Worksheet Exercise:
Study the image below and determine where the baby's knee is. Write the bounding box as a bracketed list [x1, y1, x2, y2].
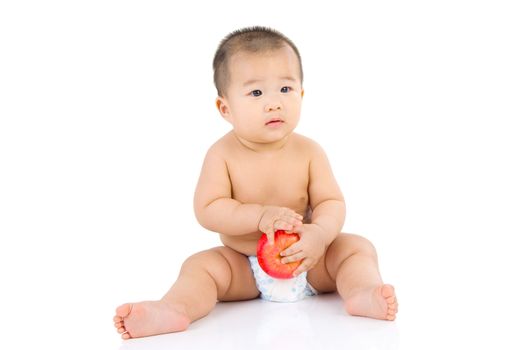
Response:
[177, 248, 234, 298]
[338, 233, 378, 257]
[182, 247, 230, 271]
[181, 247, 234, 287]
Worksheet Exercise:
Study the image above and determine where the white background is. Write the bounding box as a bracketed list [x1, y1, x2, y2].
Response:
[1, 1, 527, 349]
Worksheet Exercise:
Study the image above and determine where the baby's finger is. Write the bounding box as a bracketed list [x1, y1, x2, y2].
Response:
[281, 251, 305, 264]
[265, 228, 275, 245]
[280, 218, 302, 234]
[283, 215, 303, 228]
[293, 258, 313, 277]
[291, 222, 303, 233]
[278, 208, 301, 219]
[282, 210, 303, 222]
[273, 219, 295, 232]
[280, 242, 302, 257]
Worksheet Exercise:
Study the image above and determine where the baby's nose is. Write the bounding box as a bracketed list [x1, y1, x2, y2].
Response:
[265, 101, 282, 112]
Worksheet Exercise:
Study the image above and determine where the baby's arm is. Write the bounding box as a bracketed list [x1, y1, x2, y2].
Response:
[307, 142, 346, 247]
[194, 147, 260, 236]
[278, 141, 345, 276]
[194, 147, 302, 239]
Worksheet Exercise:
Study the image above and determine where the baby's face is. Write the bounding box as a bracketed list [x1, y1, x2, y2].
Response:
[216, 46, 303, 146]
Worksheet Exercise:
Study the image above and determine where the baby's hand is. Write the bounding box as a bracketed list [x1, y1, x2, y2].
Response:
[279, 224, 326, 276]
[258, 206, 303, 245]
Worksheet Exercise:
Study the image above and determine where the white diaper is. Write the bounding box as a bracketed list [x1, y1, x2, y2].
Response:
[248, 255, 318, 303]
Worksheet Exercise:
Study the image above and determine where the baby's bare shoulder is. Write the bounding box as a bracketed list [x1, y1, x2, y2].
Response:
[206, 131, 237, 159]
[290, 133, 325, 155]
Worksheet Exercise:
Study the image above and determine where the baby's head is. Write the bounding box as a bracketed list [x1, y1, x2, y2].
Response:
[213, 26, 303, 98]
[213, 27, 305, 147]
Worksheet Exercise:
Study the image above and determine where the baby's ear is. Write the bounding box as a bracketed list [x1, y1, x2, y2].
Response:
[301, 89, 305, 98]
[216, 96, 230, 118]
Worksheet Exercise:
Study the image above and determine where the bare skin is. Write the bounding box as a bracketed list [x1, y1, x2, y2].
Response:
[113, 45, 398, 339]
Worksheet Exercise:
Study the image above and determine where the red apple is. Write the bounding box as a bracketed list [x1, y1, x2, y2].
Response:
[257, 230, 301, 279]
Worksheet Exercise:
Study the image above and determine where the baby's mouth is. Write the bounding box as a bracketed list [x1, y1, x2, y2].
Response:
[265, 119, 284, 126]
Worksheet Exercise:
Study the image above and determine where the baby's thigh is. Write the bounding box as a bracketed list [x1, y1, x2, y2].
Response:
[306, 254, 337, 294]
[207, 246, 260, 302]
[307, 233, 373, 292]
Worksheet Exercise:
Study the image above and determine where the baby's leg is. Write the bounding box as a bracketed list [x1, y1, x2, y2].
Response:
[308, 233, 398, 320]
[113, 246, 259, 339]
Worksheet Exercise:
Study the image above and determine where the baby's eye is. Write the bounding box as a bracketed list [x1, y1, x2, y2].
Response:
[280, 86, 291, 93]
[250, 90, 262, 97]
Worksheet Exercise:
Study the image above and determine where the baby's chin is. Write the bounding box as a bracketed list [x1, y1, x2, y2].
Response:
[255, 134, 294, 147]
[235, 130, 294, 147]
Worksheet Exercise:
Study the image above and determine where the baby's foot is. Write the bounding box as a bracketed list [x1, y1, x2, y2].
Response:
[345, 284, 398, 321]
[113, 300, 191, 339]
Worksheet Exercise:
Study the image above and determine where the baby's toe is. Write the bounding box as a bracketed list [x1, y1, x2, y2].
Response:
[381, 284, 395, 297]
[115, 303, 132, 318]
[121, 332, 131, 340]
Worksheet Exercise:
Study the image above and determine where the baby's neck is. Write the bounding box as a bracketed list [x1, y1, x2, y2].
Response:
[233, 133, 291, 153]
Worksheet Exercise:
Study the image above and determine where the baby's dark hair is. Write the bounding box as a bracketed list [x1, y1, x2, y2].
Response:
[213, 26, 303, 97]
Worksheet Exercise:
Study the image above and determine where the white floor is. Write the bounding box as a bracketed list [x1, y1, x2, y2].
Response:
[106, 272, 528, 350]
[116, 293, 399, 350]
[2, 2, 528, 350]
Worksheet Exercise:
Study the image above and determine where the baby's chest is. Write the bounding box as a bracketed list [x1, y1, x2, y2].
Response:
[228, 158, 310, 205]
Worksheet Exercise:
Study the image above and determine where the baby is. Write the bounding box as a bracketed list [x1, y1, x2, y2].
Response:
[113, 26, 398, 339]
